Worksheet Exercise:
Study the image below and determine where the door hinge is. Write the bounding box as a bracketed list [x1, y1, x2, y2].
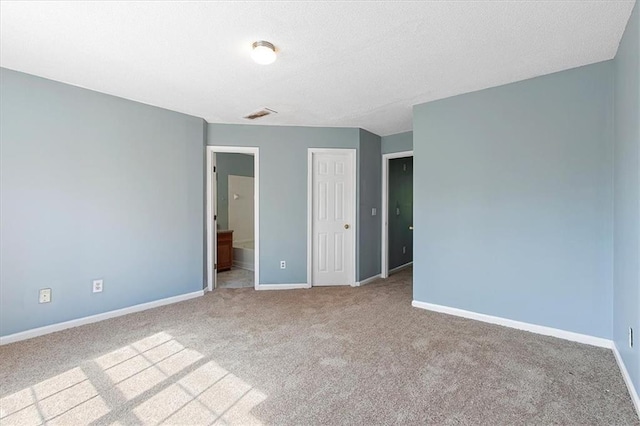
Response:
[214, 263, 217, 270]
[213, 166, 216, 173]
[214, 215, 217, 221]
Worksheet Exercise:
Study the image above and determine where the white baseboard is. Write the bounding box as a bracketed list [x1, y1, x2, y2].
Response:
[411, 300, 612, 349]
[389, 261, 413, 275]
[613, 344, 640, 417]
[256, 283, 308, 291]
[355, 274, 381, 287]
[0, 290, 205, 345]
[232, 260, 254, 271]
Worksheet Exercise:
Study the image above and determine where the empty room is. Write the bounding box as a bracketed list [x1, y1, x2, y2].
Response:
[1, 1, 639, 424]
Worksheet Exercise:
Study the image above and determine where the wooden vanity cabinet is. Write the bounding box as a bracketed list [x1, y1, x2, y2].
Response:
[217, 230, 233, 271]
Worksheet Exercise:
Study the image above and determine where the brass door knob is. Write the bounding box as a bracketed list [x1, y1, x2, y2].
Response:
[344, 224, 350, 229]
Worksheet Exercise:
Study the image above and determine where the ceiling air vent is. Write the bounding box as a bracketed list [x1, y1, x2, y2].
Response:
[244, 108, 277, 120]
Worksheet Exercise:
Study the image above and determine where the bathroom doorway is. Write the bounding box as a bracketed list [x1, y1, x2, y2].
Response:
[206, 146, 259, 291]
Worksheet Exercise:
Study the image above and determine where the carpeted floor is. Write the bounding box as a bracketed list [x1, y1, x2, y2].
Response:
[1, 268, 638, 425]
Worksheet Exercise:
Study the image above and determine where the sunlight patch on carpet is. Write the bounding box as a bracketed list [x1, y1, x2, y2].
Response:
[0, 332, 266, 425]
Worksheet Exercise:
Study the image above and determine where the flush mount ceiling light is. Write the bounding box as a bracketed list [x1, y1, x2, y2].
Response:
[251, 40, 277, 65]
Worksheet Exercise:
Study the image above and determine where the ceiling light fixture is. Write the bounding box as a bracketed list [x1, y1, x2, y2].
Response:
[251, 40, 277, 65]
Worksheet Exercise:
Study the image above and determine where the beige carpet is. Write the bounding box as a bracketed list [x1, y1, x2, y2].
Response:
[1, 268, 638, 425]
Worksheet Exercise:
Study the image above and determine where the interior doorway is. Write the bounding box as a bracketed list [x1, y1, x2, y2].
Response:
[206, 146, 260, 291]
[381, 151, 414, 278]
[307, 148, 357, 286]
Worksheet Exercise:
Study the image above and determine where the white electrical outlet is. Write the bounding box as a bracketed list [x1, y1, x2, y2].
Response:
[403, 246, 406, 254]
[93, 279, 104, 293]
[372, 208, 377, 216]
[280, 261, 286, 269]
[39, 288, 51, 304]
[396, 207, 400, 216]
[630, 327, 634, 348]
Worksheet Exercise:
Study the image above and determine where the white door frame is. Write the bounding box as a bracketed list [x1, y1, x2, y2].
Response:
[307, 148, 357, 287]
[381, 150, 413, 279]
[206, 146, 260, 291]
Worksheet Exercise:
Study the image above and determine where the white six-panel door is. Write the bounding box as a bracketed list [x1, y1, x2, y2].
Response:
[310, 149, 355, 286]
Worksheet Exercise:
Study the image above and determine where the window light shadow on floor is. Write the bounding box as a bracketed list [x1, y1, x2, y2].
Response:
[0, 332, 267, 425]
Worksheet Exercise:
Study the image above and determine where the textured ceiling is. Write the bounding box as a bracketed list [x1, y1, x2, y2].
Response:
[0, 1, 635, 136]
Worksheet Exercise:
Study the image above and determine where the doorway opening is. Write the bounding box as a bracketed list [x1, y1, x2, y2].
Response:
[307, 148, 357, 287]
[381, 151, 413, 279]
[206, 146, 259, 291]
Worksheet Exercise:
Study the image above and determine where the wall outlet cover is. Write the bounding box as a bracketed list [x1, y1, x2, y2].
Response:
[93, 279, 104, 293]
[39, 288, 51, 304]
[280, 261, 286, 269]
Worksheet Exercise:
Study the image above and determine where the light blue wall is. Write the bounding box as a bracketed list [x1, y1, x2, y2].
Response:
[388, 157, 413, 270]
[382, 131, 413, 154]
[358, 129, 382, 281]
[413, 62, 614, 338]
[613, 1, 640, 393]
[0, 68, 205, 337]
[216, 153, 254, 230]
[207, 124, 361, 284]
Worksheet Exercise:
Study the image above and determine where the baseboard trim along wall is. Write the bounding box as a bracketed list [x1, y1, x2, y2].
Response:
[389, 262, 413, 275]
[411, 300, 612, 348]
[256, 283, 308, 291]
[613, 344, 640, 416]
[355, 274, 381, 287]
[0, 290, 205, 346]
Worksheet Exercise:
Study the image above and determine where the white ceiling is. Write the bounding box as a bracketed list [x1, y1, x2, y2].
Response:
[0, 1, 635, 136]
